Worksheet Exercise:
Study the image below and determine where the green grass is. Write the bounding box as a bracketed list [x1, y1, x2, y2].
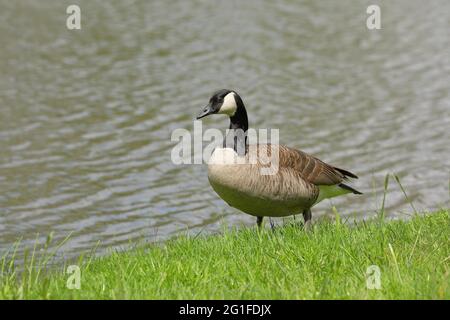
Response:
[1, 209, 449, 299]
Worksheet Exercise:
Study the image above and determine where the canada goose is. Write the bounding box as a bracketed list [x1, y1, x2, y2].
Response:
[196, 89, 362, 228]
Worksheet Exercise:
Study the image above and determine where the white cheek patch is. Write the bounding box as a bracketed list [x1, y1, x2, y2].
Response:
[218, 92, 237, 116]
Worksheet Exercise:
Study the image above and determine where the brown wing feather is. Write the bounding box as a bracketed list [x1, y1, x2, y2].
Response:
[277, 145, 355, 186]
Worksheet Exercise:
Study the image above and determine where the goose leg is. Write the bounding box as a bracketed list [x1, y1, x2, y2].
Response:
[269, 217, 275, 231]
[256, 216, 264, 228]
[302, 209, 312, 230]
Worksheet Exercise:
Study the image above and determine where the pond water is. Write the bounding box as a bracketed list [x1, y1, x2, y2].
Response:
[0, 0, 449, 261]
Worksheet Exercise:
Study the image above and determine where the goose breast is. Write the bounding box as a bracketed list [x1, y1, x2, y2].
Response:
[207, 145, 319, 217]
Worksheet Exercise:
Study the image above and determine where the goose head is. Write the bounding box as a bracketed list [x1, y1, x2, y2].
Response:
[196, 89, 248, 133]
[196, 89, 239, 119]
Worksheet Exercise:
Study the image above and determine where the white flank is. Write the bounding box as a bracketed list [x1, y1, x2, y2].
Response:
[314, 185, 351, 205]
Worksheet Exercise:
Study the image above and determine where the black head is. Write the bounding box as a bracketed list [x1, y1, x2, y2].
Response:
[196, 89, 238, 119]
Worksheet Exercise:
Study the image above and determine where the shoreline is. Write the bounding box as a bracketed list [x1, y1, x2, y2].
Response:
[1, 209, 448, 299]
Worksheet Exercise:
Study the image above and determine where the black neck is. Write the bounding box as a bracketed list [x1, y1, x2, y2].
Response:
[223, 95, 248, 155]
[229, 94, 248, 132]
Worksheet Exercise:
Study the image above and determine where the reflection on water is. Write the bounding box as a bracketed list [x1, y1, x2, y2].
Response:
[0, 0, 449, 261]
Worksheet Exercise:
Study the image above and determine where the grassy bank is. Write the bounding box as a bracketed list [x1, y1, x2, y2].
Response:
[1, 210, 449, 299]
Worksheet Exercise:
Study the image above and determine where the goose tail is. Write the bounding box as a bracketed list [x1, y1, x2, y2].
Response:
[338, 183, 363, 195]
[334, 167, 359, 179]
